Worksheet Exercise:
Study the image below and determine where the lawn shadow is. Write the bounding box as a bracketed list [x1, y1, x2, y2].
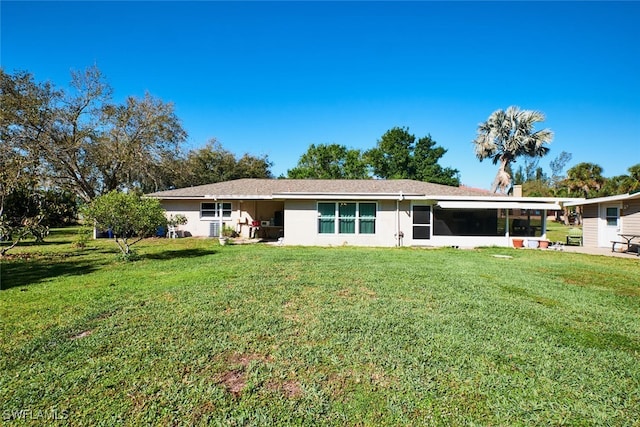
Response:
[143, 248, 218, 261]
[4, 240, 74, 247]
[1, 255, 102, 290]
[1, 247, 218, 290]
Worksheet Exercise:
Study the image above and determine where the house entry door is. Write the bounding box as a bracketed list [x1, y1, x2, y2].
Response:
[600, 205, 620, 247]
[412, 205, 431, 240]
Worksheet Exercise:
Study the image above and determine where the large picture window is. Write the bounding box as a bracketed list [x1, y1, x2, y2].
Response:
[201, 202, 231, 218]
[318, 202, 376, 235]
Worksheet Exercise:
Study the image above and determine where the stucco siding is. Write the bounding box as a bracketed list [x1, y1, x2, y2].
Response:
[283, 200, 399, 247]
[161, 200, 241, 237]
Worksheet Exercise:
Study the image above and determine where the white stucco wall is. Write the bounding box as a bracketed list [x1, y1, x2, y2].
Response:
[282, 200, 400, 247]
[161, 200, 244, 237]
[160, 199, 285, 238]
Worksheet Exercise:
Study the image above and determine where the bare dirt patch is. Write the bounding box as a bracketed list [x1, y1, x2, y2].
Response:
[213, 352, 274, 397]
[217, 370, 246, 396]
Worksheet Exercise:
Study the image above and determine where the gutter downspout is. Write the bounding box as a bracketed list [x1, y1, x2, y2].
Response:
[396, 192, 404, 247]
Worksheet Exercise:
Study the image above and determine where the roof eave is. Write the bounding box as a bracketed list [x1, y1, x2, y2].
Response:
[564, 192, 640, 207]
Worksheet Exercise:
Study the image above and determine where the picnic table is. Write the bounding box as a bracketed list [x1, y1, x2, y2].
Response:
[612, 234, 640, 256]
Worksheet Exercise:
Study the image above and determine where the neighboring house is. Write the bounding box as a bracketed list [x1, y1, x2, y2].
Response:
[564, 191, 640, 248]
[146, 178, 574, 248]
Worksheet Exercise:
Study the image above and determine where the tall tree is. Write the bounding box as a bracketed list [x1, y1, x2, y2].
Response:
[599, 163, 640, 196]
[287, 143, 369, 179]
[169, 140, 273, 189]
[600, 175, 631, 196]
[1, 66, 187, 202]
[563, 162, 605, 198]
[621, 163, 640, 193]
[412, 134, 461, 186]
[523, 158, 541, 182]
[549, 151, 572, 187]
[98, 92, 187, 194]
[365, 127, 459, 186]
[0, 70, 50, 254]
[562, 162, 606, 225]
[473, 106, 553, 193]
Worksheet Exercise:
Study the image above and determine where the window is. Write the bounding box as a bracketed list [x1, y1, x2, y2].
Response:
[318, 202, 376, 235]
[201, 202, 231, 218]
[339, 203, 356, 234]
[318, 203, 335, 234]
[605, 207, 619, 226]
[359, 203, 376, 234]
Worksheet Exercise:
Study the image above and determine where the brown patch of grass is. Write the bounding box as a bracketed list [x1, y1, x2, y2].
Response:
[281, 380, 303, 398]
[217, 370, 246, 396]
[212, 352, 274, 397]
[266, 379, 304, 398]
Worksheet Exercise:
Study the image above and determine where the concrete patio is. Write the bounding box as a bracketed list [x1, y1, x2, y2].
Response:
[549, 244, 640, 259]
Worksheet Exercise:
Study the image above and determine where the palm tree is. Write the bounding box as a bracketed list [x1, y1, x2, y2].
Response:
[473, 106, 553, 193]
[562, 162, 605, 224]
[564, 162, 605, 198]
[624, 163, 640, 193]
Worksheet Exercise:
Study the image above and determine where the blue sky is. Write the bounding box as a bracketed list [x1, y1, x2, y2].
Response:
[2, 1, 639, 189]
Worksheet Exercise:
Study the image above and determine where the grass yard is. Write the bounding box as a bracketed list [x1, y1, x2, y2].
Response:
[545, 221, 578, 244]
[1, 228, 639, 425]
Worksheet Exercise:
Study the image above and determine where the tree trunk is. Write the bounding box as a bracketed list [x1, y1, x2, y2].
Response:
[491, 157, 512, 194]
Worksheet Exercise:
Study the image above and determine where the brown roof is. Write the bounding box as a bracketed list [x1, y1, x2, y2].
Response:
[147, 178, 495, 199]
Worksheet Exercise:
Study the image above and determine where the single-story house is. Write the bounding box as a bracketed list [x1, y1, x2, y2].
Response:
[147, 178, 576, 248]
[564, 191, 640, 249]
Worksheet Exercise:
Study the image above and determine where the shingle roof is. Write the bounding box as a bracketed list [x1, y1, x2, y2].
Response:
[146, 178, 495, 199]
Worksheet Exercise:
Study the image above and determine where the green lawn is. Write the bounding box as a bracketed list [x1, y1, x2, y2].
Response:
[545, 221, 579, 243]
[1, 229, 639, 425]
